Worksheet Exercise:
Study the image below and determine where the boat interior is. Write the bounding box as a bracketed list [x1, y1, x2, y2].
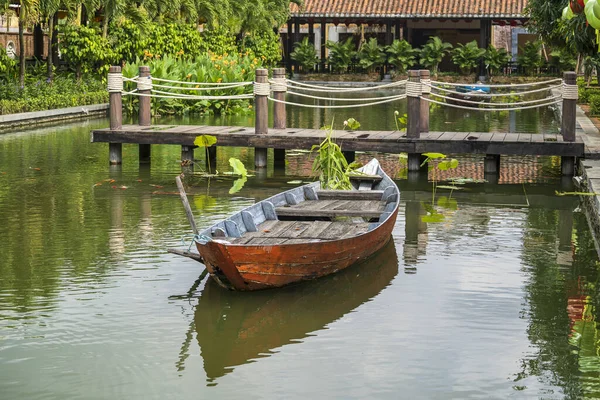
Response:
[199, 160, 399, 246]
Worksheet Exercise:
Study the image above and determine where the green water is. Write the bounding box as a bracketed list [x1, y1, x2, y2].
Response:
[0, 105, 598, 399]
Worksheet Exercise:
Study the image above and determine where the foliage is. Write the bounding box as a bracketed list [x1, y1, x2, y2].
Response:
[194, 134, 218, 172]
[394, 110, 407, 132]
[0, 47, 16, 80]
[229, 157, 248, 177]
[451, 40, 485, 75]
[550, 48, 577, 72]
[344, 118, 360, 130]
[290, 37, 319, 72]
[357, 38, 386, 73]
[312, 121, 353, 190]
[58, 24, 115, 79]
[199, 26, 239, 56]
[578, 87, 600, 104]
[420, 37, 453, 76]
[588, 94, 600, 115]
[483, 45, 511, 78]
[517, 41, 544, 76]
[583, 55, 600, 85]
[240, 29, 282, 66]
[326, 38, 357, 73]
[122, 53, 260, 116]
[525, 0, 565, 48]
[419, 152, 459, 223]
[386, 40, 418, 74]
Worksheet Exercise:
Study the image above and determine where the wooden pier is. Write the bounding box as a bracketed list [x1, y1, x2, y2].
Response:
[94, 68, 584, 176]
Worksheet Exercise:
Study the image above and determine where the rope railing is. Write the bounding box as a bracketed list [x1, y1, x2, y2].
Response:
[429, 92, 563, 107]
[280, 79, 408, 93]
[428, 78, 562, 88]
[425, 82, 563, 98]
[421, 95, 562, 112]
[268, 94, 408, 109]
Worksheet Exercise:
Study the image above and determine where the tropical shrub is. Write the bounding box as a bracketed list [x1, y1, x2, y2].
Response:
[517, 41, 544, 75]
[122, 54, 261, 116]
[326, 38, 357, 73]
[199, 26, 239, 56]
[357, 38, 386, 73]
[59, 25, 115, 80]
[483, 45, 511, 79]
[579, 87, 600, 103]
[589, 94, 600, 115]
[451, 40, 485, 75]
[386, 40, 418, 74]
[241, 30, 281, 66]
[0, 47, 16, 81]
[420, 36, 453, 75]
[549, 48, 577, 72]
[290, 37, 319, 72]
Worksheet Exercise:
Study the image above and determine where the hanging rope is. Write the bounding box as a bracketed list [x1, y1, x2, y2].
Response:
[406, 81, 421, 97]
[287, 90, 411, 102]
[428, 78, 562, 88]
[107, 72, 123, 93]
[148, 81, 252, 91]
[268, 94, 407, 109]
[150, 76, 254, 86]
[429, 92, 563, 107]
[420, 95, 561, 112]
[562, 82, 579, 100]
[271, 78, 287, 92]
[253, 82, 271, 96]
[125, 91, 253, 100]
[282, 79, 408, 93]
[425, 82, 563, 98]
[137, 76, 153, 91]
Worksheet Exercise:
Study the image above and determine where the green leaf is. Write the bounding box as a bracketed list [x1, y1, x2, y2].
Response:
[194, 134, 217, 148]
[228, 157, 247, 177]
[421, 213, 446, 223]
[437, 196, 458, 210]
[449, 159, 459, 169]
[287, 180, 303, 184]
[422, 152, 446, 159]
[229, 176, 247, 194]
[345, 117, 361, 130]
[437, 185, 463, 190]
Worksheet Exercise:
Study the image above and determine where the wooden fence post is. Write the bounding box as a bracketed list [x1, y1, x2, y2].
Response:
[272, 68, 286, 167]
[561, 71, 577, 176]
[108, 65, 122, 165]
[407, 70, 421, 172]
[254, 68, 269, 168]
[419, 69, 430, 134]
[138, 65, 151, 164]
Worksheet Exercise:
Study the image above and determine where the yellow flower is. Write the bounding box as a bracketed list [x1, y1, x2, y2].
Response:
[186, 73, 192, 79]
[217, 78, 223, 83]
[241, 69, 246, 74]
[248, 105, 252, 109]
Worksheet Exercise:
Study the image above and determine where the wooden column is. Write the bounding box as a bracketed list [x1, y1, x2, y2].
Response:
[308, 22, 314, 44]
[385, 22, 393, 46]
[108, 66, 122, 165]
[138, 66, 151, 164]
[407, 70, 421, 171]
[287, 21, 293, 73]
[294, 20, 300, 73]
[254, 69, 269, 168]
[395, 22, 401, 40]
[484, 154, 500, 175]
[321, 20, 327, 65]
[562, 71, 577, 176]
[419, 69, 430, 133]
[181, 145, 194, 164]
[479, 19, 492, 78]
[273, 68, 287, 168]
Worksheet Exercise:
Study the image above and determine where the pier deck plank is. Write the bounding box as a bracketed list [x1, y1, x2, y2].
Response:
[91, 126, 586, 157]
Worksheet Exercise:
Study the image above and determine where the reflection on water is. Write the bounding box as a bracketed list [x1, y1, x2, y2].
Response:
[191, 240, 399, 383]
[1, 117, 599, 398]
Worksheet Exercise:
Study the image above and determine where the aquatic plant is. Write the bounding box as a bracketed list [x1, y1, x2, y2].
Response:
[419, 153, 459, 223]
[394, 111, 407, 132]
[312, 119, 358, 190]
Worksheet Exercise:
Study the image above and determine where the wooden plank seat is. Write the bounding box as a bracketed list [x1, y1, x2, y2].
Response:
[230, 220, 370, 245]
[275, 199, 385, 219]
[316, 190, 384, 200]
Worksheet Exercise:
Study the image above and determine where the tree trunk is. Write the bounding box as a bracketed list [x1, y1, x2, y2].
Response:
[51, 13, 59, 67]
[76, 63, 82, 81]
[76, 5, 82, 26]
[47, 15, 54, 82]
[102, 13, 109, 39]
[18, 17, 25, 88]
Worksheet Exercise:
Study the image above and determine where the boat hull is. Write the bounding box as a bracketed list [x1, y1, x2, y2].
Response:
[196, 207, 398, 291]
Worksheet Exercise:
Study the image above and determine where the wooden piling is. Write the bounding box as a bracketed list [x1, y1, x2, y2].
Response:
[407, 70, 421, 172]
[182, 145, 194, 164]
[138, 66, 151, 164]
[484, 154, 500, 174]
[254, 68, 269, 168]
[561, 71, 577, 175]
[419, 70, 430, 134]
[272, 68, 286, 167]
[108, 66, 122, 165]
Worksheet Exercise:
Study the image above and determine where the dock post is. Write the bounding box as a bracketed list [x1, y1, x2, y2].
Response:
[419, 70, 430, 134]
[561, 71, 577, 176]
[138, 66, 152, 164]
[108, 66, 123, 165]
[484, 154, 501, 183]
[272, 68, 287, 168]
[406, 70, 421, 172]
[254, 68, 269, 168]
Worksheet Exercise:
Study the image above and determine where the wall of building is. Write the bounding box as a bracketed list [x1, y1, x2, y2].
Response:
[0, 33, 48, 58]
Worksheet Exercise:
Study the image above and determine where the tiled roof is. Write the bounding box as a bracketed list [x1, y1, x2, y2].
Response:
[290, 0, 528, 19]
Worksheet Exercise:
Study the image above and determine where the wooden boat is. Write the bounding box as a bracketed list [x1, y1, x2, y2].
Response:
[449, 83, 492, 104]
[171, 159, 399, 291]
[192, 239, 399, 380]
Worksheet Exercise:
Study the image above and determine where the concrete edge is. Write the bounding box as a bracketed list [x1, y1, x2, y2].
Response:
[577, 158, 600, 257]
[0, 103, 109, 131]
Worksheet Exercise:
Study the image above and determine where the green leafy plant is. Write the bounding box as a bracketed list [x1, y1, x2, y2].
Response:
[517, 41, 544, 76]
[419, 152, 459, 223]
[549, 48, 577, 73]
[241, 30, 282, 67]
[290, 37, 319, 72]
[59, 25, 115, 80]
[451, 40, 485, 75]
[344, 118, 361, 130]
[194, 134, 218, 172]
[394, 110, 407, 132]
[483, 45, 511, 80]
[228, 157, 249, 194]
[357, 38, 386, 73]
[326, 38, 357, 73]
[312, 120, 354, 190]
[386, 40, 418, 74]
[420, 37, 453, 76]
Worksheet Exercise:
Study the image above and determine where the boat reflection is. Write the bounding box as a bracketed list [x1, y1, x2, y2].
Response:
[193, 239, 399, 382]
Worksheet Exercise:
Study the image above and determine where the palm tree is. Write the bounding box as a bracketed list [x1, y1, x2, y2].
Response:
[16, 0, 40, 87]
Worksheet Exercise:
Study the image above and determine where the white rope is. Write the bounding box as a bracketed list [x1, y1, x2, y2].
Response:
[429, 78, 562, 88]
[150, 76, 254, 86]
[254, 82, 271, 96]
[287, 90, 411, 102]
[107, 72, 123, 93]
[562, 83, 579, 100]
[271, 78, 287, 92]
[427, 82, 563, 97]
[137, 76, 153, 91]
[125, 91, 253, 100]
[267, 94, 407, 109]
[421, 95, 561, 112]
[121, 89, 138, 97]
[430, 92, 563, 107]
[284, 79, 408, 93]
[148, 81, 252, 91]
[421, 78, 431, 95]
[406, 80, 421, 97]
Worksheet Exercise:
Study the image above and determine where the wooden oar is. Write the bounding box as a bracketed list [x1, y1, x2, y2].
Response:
[171, 174, 205, 265]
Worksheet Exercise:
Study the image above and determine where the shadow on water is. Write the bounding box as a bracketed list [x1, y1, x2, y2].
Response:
[190, 239, 399, 384]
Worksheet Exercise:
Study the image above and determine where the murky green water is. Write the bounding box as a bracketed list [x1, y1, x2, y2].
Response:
[0, 107, 598, 399]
